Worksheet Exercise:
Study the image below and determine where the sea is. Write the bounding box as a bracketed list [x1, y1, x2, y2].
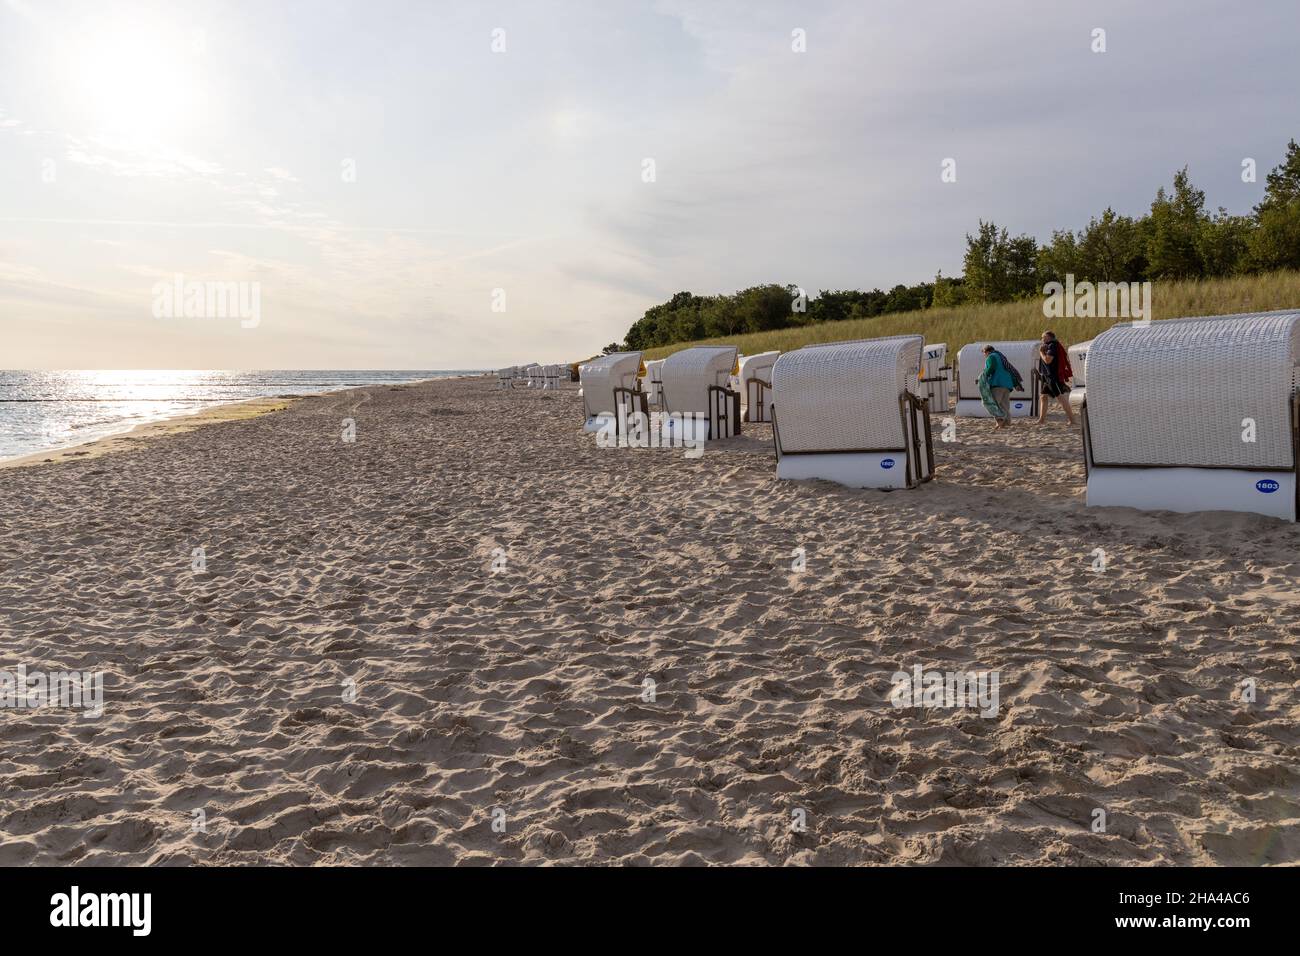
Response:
[0, 370, 478, 461]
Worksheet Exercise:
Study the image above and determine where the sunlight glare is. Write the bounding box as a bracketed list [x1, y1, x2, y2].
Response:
[63, 12, 208, 141]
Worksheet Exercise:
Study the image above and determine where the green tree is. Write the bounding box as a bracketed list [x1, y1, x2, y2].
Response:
[1036, 229, 1081, 285]
[733, 284, 795, 334]
[1246, 138, 1300, 271]
[962, 221, 1039, 302]
[1198, 209, 1254, 277]
[1076, 208, 1148, 280]
[882, 282, 933, 313]
[808, 289, 870, 324]
[932, 271, 966, 308]
[1257, 138, 1300, 212]
[1145, 167, 1208, 279]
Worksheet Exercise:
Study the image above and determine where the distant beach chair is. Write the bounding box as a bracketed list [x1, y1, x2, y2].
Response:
[659, 346, 741, 442]
[770, 335, 935, 489]
[954, 340, 1040, 418]
[639, 358, 665, 406]
[737, 351, 779, 423]
[579, 351, 645, 433]
[1067, 338, 1092, 415]
[919, 342, 951, 413]
[497, 366, 516, 389]
[1082, 311, 1300, 521]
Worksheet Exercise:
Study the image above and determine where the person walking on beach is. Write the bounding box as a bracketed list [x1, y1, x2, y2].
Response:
[977, 344, 1016, 428]
[1035, 330, 1075, 425]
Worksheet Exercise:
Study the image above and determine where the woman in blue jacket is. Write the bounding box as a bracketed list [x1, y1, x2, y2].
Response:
[977, 345, 1014, 428]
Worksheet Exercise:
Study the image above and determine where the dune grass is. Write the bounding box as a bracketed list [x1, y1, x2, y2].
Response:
[640, 271, 1300, 360]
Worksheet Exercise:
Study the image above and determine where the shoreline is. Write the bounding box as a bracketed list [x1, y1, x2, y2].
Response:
[0, 373, 478, 470]
[0, 395, 299, 469]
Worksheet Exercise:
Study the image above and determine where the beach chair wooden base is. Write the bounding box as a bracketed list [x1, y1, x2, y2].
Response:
[743, 377, 771, 423]
[612, 387, 649, 442]
[707, 385, 741, 439]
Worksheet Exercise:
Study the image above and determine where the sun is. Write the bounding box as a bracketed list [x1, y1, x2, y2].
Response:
[62, 12, 207, 142]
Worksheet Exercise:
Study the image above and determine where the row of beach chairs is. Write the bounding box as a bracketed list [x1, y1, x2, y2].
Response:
[496, 363, 571, 390]
[573, 310, 1300, 521]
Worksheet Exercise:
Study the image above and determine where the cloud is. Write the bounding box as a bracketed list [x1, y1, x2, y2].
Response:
[2, 0, 1297, 367]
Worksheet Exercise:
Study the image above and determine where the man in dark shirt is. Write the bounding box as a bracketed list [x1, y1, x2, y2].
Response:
[1036, 330, 1076, 425]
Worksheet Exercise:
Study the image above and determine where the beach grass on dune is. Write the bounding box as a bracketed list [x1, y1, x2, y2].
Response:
[640, 270, 1300, 360]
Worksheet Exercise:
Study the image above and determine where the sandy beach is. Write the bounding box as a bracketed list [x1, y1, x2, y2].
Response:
[0, 376, 1296, 866]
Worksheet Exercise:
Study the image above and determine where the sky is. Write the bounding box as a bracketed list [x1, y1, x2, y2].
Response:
[1, 0, 1298, 369]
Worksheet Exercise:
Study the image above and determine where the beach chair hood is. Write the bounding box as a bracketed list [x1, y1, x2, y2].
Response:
[580, 351, 642, 419]
[1087, 312, 1300, 470]
[772, 336, 923, 454]
[659, 346, 738, 416]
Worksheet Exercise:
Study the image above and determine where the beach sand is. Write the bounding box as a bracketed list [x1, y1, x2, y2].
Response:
[0, 376, 1296, 865]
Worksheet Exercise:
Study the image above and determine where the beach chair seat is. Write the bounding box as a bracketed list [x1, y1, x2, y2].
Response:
[1067, 338, 1092, 415]
[918, 343, 951, 413]
[640, 359, 666, 406]
[770, 335, 934, 489]
[737, 351, 779, 422]
[1082, 311, 1300, 520]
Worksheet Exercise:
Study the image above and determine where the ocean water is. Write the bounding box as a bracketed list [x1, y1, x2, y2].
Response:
[0, 370, 475, 461]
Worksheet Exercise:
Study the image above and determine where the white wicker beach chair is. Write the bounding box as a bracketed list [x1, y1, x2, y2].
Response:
[770, 335, 934, 489]
[737, 351, 779, 423]
[1082, 311, 1300, 520]
[579, 352, 644, 432]
[496, 366, 516, 389]
[919, 342, 950, 413]
[659, 346, 741, 442]
[728, 355, 743, 395]
[640, 358, 666, 406]
[1067, 338, 1092, 415]
[954, 340, 1040, 418]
